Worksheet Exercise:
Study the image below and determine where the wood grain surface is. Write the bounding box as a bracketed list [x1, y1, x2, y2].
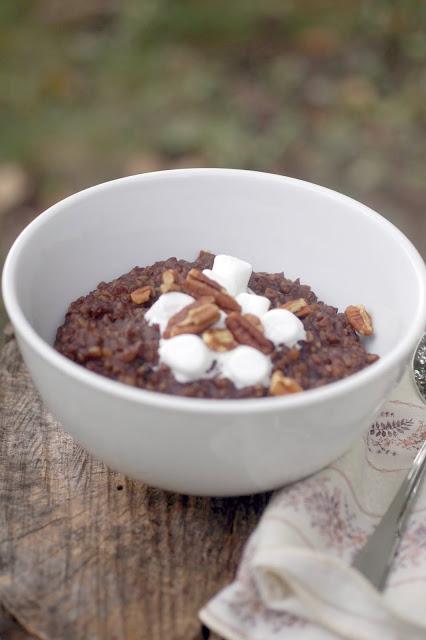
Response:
[0, 336, 269, 640]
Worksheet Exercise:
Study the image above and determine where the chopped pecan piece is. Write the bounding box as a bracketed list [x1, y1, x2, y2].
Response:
[202, 328, 237, 352]
[345, 305, 373, 336]
[281, 298, 311, 317]
[86, 345, 102, 359]
[269, 371, 303, 396]
[183, 269, 241, 313]
[366, 353, 379, 364]
[130, 286, 153, 304]
[163, 296, 220, 338]
[226, 312, 274, 355]
[160, 269, 181, 293]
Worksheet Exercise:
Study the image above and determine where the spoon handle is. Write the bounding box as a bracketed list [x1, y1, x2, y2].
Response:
[352, 438, 426, 590]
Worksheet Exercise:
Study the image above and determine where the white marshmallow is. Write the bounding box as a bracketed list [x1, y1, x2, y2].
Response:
[202, 269, 237, 295]
[261, 308, 306, 347]
[145, 292, 194, 333]
[159, 335, 214, 383]
[220, 346, 271, 389]
[212, 254, 252, 297]
[236, 292, 270, 317]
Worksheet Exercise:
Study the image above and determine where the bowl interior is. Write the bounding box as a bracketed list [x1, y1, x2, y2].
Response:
[6, 170, 424, 359]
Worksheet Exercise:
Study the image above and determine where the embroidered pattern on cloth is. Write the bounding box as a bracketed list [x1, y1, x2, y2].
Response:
[200, 376, 426, 640]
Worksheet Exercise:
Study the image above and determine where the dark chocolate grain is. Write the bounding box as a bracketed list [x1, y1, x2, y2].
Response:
[55, 251, 377, 398]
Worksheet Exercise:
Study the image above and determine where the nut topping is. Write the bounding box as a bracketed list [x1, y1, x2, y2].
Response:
[130, 286, 153, 304]
[160, 269, 181, 293]
[226, 312, 274, 355]
[163, 296, 220, 338]
[366, 353, 379, 363]
[183, 269, 241, 313]
[243, 313, 264, 332]
[202, 328, 237, 352]
[86, 345, 102, 359]
[281, 298, 311, 317]
[269, 371, 303, 396]
[345, 305, 373, 336]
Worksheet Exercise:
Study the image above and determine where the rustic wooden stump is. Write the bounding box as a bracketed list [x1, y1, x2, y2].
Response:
[0, 337, 269, 639]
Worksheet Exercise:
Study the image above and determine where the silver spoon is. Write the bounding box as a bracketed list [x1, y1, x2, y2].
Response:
[352, 335, 426, 590]
[413, 333, 426, 402]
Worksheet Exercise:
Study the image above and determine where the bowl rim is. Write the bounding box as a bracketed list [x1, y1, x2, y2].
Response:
[2, 168, 426, 415]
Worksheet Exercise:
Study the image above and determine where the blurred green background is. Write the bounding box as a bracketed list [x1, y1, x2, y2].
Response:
[1, 0, 425, 335]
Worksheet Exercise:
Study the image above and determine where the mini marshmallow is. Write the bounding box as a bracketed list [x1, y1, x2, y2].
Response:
[202, 269, 237, 295]
[236, 292, 271, 317]
[145, 292, 194, 333]
[220, 346, 271, 389]
[261, 308, 306, 347]
[159, 335, 214, 383]
[212, 254, 252, 297]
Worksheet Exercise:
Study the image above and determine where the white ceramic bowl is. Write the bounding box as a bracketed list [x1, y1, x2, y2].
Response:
[2, 169, 426, 495]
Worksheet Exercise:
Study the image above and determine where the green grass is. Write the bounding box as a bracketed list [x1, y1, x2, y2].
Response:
[0, 1, 425, 336]
[1, 1, 425, 193]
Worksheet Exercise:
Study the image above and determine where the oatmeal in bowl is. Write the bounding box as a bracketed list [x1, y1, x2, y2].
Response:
[55, 250, 378, 399]
[3, 169, 425, 494]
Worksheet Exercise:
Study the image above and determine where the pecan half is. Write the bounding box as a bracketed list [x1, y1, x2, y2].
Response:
[345, 305, 373, 336]
[183, 269, 241, 313]
[160, 269, 181, 293]
[226, 312, 274, 354]
[163, 296, 220, 338]
[269, 371, 303, 396]
[244, 313, 264, 332]
[202, 328, 237, 352]
[280, 298, 311, 317]
[130, 286, 153, 304]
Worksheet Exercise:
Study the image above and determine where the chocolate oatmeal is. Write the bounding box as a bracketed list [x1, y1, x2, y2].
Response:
[55, 251, 378, 399]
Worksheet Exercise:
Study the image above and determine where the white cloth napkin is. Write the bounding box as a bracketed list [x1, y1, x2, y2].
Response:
[200, 371, 426, 640]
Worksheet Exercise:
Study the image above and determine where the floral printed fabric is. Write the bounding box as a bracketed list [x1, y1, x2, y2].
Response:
[200, 372, 426, 640]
